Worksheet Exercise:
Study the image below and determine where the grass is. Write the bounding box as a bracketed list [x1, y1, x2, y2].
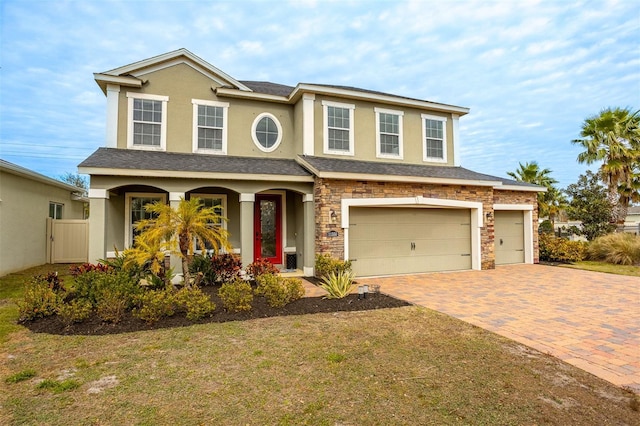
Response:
[560, 260, 640, 277]
[1, 264, 639, 425]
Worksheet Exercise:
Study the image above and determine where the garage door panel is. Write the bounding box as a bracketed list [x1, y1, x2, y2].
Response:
[495, 211, 525, 265]
[349, 207, 472, 276]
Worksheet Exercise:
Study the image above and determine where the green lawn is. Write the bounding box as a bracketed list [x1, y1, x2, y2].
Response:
[559, 260, 640, 277]
[1, 264, 638, 425]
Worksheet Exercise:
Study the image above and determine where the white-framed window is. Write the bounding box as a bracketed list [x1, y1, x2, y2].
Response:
[422, 114, 448, 163]
[251, 113, 283, 153]
[323, 100, 355, 156]
[192, 99, 229, 154]
[191, 194, 227, 253]
[125, 193, 167, 247]
[49, 202, 63, 219]
[375, 107, 404, 159]
[126, 93, 168, 150]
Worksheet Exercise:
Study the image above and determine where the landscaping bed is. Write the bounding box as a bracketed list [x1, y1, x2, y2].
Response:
[23, 286, 410, 336]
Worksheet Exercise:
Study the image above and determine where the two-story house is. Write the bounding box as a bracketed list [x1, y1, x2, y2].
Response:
[79, 48, 541, 277]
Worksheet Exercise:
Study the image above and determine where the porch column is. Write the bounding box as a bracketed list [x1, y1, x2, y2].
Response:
[303, 193, 315, 276]
[169, 192, 185, 274]
[88, 189, 108, 263]
[239, 193, 255, 268]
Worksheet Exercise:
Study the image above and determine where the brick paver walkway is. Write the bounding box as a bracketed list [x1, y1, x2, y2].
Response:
[353, 264, 640, 392]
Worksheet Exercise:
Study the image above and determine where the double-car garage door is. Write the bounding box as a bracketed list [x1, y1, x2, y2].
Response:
[348, 207, 472, 277]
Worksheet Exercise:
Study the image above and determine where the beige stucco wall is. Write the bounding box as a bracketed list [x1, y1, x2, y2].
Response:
[0, 171, 85, 276]
[312, 94, 454, 166]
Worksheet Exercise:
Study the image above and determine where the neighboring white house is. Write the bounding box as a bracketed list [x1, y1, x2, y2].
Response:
[623, 206, 640, 235]
[0, 159, 87, 276]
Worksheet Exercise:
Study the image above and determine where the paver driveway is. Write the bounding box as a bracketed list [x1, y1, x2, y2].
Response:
[357, 264, 640, 392]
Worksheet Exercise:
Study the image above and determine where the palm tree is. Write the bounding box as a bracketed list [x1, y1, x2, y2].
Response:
[572, 107, 640, 224]
[133, 197, 230, 286]
[507, 161, 559, 220]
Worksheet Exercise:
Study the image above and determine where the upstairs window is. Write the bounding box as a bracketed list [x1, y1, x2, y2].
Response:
[375, 108, 403, 159]
[323, 101, 355, 155]
[127, 93, 168, 150]
[252, 113, 282, 152]
[192, 100, 229, 154]
[422, 114, 447, 163]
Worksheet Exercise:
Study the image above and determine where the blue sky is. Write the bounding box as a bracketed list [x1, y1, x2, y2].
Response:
[1, 0, 638, 189]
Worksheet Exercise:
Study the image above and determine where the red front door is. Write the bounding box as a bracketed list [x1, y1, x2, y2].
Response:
[254, 194, 282, 265]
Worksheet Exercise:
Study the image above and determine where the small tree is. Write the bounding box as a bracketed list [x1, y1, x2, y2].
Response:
[565, 171, 615, 240]
[133, 197, 230, 286]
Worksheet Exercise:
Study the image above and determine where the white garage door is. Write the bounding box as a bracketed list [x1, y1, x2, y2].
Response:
[348, 207, 472, 277]
[495, 210, 525, 265]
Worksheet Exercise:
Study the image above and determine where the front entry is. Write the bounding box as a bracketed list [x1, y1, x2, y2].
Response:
[254, 194, 282, 264]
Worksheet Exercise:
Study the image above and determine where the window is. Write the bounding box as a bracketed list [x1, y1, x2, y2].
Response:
[323, 101, 355, 155]
[251, 113, 282, 152]
[49, 202, 63, 219]
[127, 93, 168, 150]
[125, 193, 166, 247]
[192, 100, 229, 154]
[375, 108, 404, 159]
[422, 114, 448, 162]
[191, 194, 227, 253]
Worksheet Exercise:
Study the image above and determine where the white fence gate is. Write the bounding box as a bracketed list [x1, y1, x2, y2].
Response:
[46, 218, 89, 264]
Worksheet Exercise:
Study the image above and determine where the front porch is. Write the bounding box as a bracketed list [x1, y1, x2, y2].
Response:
[87, 176, 315, 276]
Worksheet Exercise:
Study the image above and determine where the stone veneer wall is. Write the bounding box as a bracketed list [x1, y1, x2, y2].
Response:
[314, 179, 541, 271]
[314, 178, 497, 269]
[493, 189, 540, 263]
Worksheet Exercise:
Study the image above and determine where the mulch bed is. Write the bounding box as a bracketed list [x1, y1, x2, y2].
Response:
[23, 286, 410, 336]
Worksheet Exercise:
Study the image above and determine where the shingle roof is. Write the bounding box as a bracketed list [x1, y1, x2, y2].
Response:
[240, 81, 295, 97]
[297, 155, 540, 188]
[79, 148, 312, 177]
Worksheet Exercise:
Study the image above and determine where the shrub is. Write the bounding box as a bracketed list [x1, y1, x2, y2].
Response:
[96, 289, 128, 323]
[174, 286, 217, 321]
[245, 258, 279, 279]
[57, 299, 93, 326]
[315, 254, 352, 279]
[17, 278, 63, 322]
[132, 289, 176, 324]
[539, 234, 587, 263]
[255, 274, 305, 308]
[218, 280, 254, 312]
[69, 263, 112, 278]
[72, 270, 140, 307]
[190, 253, 243, 285]
[319, 270, 355, 299]
[538, 220, 554, 234]
[588, 233, 640, 265]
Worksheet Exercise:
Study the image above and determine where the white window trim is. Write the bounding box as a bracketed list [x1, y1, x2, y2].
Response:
[251, 112, 283, 153]
[126, 92, 169, 151]
[322, 100, 355, 156]
[49, 202, 63, 219]
[375, 107, 404, 160]
[192, 99, 229, 155]
[125, 192, 167, 248]
[421, 113, 448, 163]
[191, 193, 228, 254]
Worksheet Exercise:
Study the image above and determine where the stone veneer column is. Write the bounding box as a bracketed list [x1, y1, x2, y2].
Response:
[88, 189, 108, 263]
[239, 193, 255, 268]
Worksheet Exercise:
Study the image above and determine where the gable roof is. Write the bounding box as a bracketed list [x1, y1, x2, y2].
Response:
[296, 155, 543, 191]
[78, 148, 313, 182]
[94, 48, 251, 94]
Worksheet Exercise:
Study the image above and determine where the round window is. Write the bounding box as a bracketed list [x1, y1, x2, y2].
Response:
[252, 113, 282, 152]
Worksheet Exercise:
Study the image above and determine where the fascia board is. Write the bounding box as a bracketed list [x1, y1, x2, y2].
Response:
[77, 167, 314, 183]
[1, 161, 84, 193]
[289, 84, 470, 115]
[495, 184, 546, 192]
[93, 73, 142, 94]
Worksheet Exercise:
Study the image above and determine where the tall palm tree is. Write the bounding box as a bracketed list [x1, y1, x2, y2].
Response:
[507, 161, 559, 219]
[133, 197, 230, 286]
[572, 107, 640, 224]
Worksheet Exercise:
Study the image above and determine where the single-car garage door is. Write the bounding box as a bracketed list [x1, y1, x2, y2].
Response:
[494, 210, 525, 265]
[348, 207, 471, 277]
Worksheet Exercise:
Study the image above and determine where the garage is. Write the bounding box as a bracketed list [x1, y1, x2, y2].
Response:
[348, 207, 472, 277]
[494, 210, 525, 265]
